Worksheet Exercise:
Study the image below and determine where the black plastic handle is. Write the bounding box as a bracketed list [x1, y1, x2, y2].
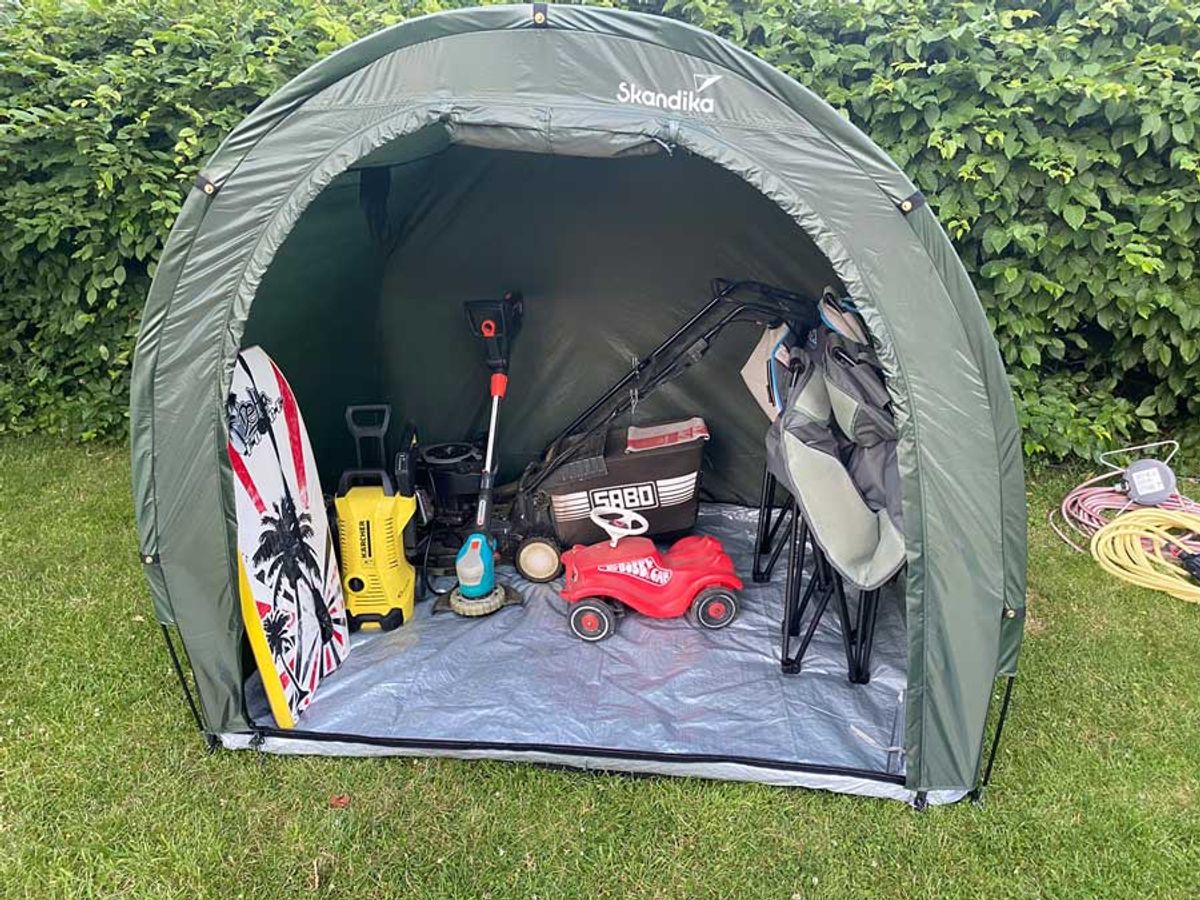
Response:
[345, 405, 391, 439]
[345, 405, 391, 469]
[337, 468, 395, 497]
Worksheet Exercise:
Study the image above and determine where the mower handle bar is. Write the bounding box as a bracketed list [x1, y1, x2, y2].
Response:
[520, 279, 818, 494]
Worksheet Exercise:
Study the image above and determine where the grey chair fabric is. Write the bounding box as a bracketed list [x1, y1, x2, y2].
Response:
[821, 332, 902, 530]
[762, 328, 905, 591]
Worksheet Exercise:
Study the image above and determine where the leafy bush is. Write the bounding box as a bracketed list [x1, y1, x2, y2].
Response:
[658, 0, 1200, 457]
[3, 0, 1198, 458]
[0, 0, 443, 438]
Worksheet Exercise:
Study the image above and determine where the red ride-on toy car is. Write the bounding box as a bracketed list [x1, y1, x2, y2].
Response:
[559, 507, 744, 641]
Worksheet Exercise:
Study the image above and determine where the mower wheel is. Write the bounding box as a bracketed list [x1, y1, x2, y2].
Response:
[691, 588, 738, 629]
[515, 535, 563, 583]
[569, 599, 617, 642]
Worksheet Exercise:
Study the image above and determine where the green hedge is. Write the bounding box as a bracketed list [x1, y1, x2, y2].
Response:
[3, 0, 1199, 457]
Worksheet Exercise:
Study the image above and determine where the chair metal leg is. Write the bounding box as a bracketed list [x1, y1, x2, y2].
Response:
[842, 585, 880, 685]
[781, 518, 836, 674]
[781, 531, 883, 685]
[752, 468, 793, 584]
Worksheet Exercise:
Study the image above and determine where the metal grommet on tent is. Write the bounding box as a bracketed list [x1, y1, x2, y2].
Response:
[194, 173, 219, 197]
[532, 3, 548, 27]
[897, 191, 925, 215]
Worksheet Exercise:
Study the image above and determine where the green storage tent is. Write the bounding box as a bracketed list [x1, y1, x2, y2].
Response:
[131, 4, 1026, 804]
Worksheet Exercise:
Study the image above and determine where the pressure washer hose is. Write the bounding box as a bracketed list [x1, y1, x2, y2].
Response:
[1090, 509, 1200, 604]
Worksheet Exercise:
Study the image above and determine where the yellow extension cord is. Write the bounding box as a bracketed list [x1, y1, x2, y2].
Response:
[1090, 508, 1200, 604]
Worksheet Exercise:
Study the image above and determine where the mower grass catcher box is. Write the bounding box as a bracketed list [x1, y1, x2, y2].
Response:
[547, 417, 709, 546]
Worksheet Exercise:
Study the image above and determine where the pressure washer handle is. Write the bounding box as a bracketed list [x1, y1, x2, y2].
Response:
[344, 405, 391, 469]
[336, 468, 396, 497]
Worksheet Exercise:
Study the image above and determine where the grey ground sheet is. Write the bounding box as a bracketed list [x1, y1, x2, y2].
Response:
[248, 505, 908, 776]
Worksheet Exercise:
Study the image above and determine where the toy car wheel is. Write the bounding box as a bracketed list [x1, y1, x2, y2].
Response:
[691, 588, 738, 629]
[569, 600, 617, 642]
[515, 535, 563, 583]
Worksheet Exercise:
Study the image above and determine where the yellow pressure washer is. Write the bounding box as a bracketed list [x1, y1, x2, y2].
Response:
[335, 406, 417, 631]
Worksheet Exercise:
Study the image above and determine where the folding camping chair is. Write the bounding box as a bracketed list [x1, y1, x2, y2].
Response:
[753, 328, 905, 683]
[752, 470, 881, 683]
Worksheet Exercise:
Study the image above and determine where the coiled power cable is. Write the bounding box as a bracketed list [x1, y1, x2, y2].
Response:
[1090, 509, 1200, 604]
[1050, 441, 1200, 602]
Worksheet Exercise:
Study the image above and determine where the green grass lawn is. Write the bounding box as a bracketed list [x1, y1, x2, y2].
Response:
[1, 436, 1197, 898]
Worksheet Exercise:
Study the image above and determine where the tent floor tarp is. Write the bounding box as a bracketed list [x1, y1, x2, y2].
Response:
[236, 505, 958, 804]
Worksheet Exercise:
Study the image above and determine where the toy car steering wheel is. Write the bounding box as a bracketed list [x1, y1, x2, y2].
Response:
[589, 506, 649, 547]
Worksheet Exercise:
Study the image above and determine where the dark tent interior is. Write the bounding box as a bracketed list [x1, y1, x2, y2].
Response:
[244, 143, 843, 503]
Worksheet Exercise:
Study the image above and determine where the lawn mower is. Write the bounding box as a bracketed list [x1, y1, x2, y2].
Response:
[558, 507, 744, 641]
[406, 278, 822, 585]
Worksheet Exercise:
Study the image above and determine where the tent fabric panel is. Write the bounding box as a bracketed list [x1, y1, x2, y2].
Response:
[131, 191, 211, 622]
[310, 28, 823, 139]
[903, 209, 1028, 678]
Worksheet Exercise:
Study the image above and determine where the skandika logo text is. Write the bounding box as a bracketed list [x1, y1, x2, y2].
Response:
[616, 73, 722, 115]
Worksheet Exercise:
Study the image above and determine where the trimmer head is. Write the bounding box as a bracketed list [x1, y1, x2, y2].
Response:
[434, 583, 524, 617]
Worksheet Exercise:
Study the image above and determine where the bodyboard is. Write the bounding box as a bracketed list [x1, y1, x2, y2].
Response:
[226, 346, 349, 728]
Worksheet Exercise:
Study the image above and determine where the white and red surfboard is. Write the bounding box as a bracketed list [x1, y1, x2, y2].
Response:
[226, 346, 348, 729]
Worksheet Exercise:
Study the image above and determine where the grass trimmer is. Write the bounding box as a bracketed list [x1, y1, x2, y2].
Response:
[442, 292, 526, 617]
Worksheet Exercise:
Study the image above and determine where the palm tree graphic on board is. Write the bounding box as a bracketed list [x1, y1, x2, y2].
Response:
[252, 493, 335, 644]
[260, 608, 304, 699]
[262, 609, 295, 661]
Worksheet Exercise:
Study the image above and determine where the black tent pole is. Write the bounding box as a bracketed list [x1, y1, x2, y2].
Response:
[970, 675, 1016, 803]
[981, 675, 1016, 787]
[159, 624, 216, 750]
